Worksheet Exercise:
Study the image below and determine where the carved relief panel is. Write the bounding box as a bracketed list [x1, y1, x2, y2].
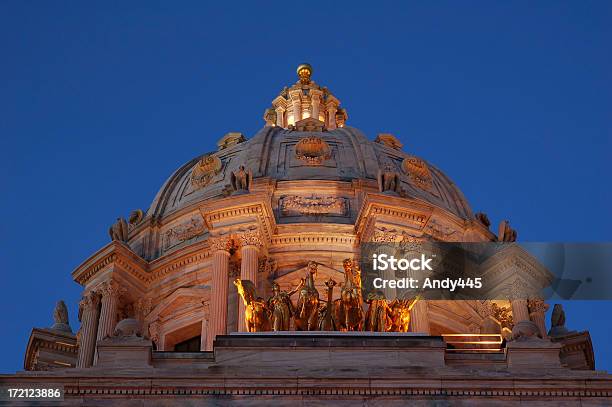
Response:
[161, 214, 207, 253]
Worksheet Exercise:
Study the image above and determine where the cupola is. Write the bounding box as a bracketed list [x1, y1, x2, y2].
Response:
[263, 64, 348, 130]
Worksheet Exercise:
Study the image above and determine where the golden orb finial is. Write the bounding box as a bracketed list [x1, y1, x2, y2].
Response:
[296, 63, 313, 83]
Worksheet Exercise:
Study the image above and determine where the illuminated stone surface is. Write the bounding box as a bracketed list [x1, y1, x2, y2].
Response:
[2, 65, 610, 405]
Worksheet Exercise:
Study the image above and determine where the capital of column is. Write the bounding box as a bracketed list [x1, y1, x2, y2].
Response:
[236, 229, 264, 250]
[134, 297, 153, 320]
[527, 298, 549, 314]
[209, 235, 233, 253]
[78, 291, 101, 320]
[99, 280, 125, 299]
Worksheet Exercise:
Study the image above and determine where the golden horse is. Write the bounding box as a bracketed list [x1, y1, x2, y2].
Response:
[334, 259, 364, 331]
[234, 278, 271, 332]
[295, 262, 320, 331]
[388, 296, 420, 332]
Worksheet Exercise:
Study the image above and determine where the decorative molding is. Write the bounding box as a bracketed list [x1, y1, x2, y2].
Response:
[258, 257, 277, 275]
[423, 218, 457, 240]
[78, 291, 101, 320]
[528, 298, 549, 314]
[217, 132, 246, 151]
[58, 382, 611, 398]
[402, 156, 434, 192]
[295, 136, 331, 165]
[190, 155, 222, 190]
[280, 195, 347, 216]
[270, 233, 357, 247]
[162, 215, 206, 251]
[371, 227, 399, 243]
[236, 229, 264, 249]
[72, 242, 149, 287]
[375, 133, 403, 150]
[209, 236, 234, 253]
[98, 280, 125, 299]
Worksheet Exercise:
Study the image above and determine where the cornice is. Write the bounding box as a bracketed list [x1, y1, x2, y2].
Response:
[355, 193, 432, 239]
[71, 241, 149, 286]
[2, 375, 609, 399]
[147, 240, 211, 284]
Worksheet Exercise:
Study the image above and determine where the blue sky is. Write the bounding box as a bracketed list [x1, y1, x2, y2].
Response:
[1, 2, 610, 372]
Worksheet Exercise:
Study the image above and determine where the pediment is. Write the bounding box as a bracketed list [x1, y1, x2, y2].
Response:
[147, 286, 210, 322]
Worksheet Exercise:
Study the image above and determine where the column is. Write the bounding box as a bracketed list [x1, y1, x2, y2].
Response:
[200, 302, 211, 351]
[289, 90, 301, 124]
[528, 298, 550, 338]
[311, 91, 321, 121]
[275, 107, 285, 127]
[410, 300, 431, 334]
[206, 236, 232, 348]
[511, 299, 530, 323]
[96, 280, 123, 341]
[237, 230, 263, 332]
[327, 103, 338, 130]
[76, 291, 101, 368]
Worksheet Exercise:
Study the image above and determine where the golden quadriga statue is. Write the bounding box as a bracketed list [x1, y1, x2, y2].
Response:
[234, 259, 420, 333]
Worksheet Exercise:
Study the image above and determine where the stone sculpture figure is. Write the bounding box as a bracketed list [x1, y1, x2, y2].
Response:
[548, 303, 574, 337]
[268, 280, 303, 331]
[108, 217, 129, 243]
[498, 220, 517, 242]
[388, 296, 420, 332]
[263, 108, 277, 126]
[377, 162, 400, 194]
[318, 278, 337, 331]
[334, 259, 364, 331]
[128, 209, 144, 226]
[234, 278, 270, 332]
[51, 300, 72, 333]
[294, 262, 320, 331]
[475, 212, 491, 228]
[364, 292, 393, 332]
[231, 165, 252, 193]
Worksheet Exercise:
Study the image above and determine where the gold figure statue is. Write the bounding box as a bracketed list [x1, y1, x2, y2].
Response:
[318, 278, 337, 331]
[294, 262, 320, 331]
[234, 278, 270, 332]
[268, 280, 303, 331]
[334, 259, 364, 331]
[388, 296, 420, 332]
[364, 291, 393, 332]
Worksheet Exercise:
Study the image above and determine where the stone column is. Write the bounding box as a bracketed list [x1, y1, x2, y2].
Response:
[311, 91, 321, 121]
[237, 230, 263, 332]
[410, 300, 430, 334]
[200, 302, 211, 351]
[289, 90, 301, 124]
[206, 236, 232, 348]
[528, 298, 550, 338]
[275, 107, 285, 127]
[96, 280, 123, 342]
[76, 291, 101, 368]
[327, 103, 338, 130]
[511, 299, 530, 323]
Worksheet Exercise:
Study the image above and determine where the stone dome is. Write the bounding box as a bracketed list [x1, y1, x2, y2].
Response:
[145, 65, 472, 239]
[147, 124, 472, 222]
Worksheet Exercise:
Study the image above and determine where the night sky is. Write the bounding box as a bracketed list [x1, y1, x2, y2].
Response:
[1, 2, 610, 372]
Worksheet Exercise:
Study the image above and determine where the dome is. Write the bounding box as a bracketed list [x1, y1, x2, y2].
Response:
[147, 125, 473, 222]
[140, 65, 473, 260]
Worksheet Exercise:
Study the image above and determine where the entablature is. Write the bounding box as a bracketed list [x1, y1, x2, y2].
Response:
[72, 241, 149, 289]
